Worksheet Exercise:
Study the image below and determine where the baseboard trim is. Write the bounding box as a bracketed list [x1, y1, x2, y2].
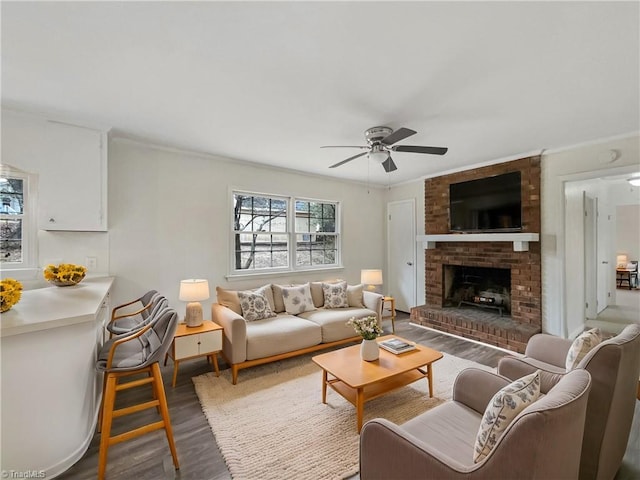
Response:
[409, 322, 525, 357]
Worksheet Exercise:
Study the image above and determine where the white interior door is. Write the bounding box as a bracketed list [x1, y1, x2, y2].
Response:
[584, 195, 597, 319]
[565, 187, 586, 337]
[387, 200, 416, 312]
[596, 199, 612, 313]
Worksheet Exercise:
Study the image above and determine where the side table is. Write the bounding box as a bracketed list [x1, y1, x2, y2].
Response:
[382, 296, 396, 333]
[167, 320, 223, 387]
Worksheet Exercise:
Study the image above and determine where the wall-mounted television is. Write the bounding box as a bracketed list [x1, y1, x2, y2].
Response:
[449, 171, 522, 233]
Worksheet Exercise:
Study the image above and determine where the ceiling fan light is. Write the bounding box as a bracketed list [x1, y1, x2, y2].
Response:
[369, 150, 389, 163]
[628, 177, 640, 187]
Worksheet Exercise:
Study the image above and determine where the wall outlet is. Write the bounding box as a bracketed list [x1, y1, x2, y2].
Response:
[86, 256, 97, 269]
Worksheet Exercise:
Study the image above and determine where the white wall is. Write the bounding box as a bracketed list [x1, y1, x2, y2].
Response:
[108, 138, 386, 316]
[542, 134, 640, 336]
[616, 204, 640, 261]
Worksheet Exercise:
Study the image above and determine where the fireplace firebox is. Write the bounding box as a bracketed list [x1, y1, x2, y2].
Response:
[444, 265, 511, 316]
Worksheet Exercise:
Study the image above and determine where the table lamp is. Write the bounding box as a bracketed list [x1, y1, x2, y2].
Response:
[617, 254, 628, 269]
[179, 279, 210, 327]
[361, 269, 383, 294]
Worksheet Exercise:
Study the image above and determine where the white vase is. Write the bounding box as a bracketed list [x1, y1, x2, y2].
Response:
[361, 339, 379, 361]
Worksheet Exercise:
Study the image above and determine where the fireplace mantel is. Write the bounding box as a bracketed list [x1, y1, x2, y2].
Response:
[417, 233, 539, 252]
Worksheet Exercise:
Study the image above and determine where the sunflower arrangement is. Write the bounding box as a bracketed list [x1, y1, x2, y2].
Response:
[0, 278, 23, 312]
[43, 263, 87, 286]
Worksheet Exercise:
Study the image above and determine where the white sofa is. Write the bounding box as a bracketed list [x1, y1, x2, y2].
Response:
[212, 281, 383, 384]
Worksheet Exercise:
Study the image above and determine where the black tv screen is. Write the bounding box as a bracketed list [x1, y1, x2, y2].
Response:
[449, 171, 522, 232]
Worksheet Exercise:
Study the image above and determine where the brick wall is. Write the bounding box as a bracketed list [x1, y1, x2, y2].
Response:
[412, 156, 542, 352]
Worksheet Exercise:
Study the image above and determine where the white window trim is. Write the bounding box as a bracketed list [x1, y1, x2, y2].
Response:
[228, 189, 343, 279]
[0, 164, 39, 280]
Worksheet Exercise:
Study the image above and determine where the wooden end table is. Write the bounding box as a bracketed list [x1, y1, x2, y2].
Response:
[382, 296, 396, 333]
[167, 320, 223, 387]
[312, 335, 443, 432]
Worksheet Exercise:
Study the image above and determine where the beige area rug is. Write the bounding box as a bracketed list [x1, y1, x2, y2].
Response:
[193, 352, 494, 480]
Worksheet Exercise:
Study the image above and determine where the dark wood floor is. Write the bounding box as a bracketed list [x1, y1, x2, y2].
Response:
[58, 313, 640, 479]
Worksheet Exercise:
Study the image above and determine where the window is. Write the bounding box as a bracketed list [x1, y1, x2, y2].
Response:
[295, 200, 337, 267]
[232, 191, 340, 275]
[0, 167, 33, 267]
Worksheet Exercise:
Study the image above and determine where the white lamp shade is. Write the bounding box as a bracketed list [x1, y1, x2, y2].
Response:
[617, 255, 628, 268]
[368, 150, 389, 164]
[361, 269, 383, 285]
[179, 279, 210, 302]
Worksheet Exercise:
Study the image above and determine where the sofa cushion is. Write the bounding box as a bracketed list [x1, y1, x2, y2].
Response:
[322, 281, 349, 309]
[565, 328, 601, 371]
[245, 315, 322, 360]
[216, 286, 242, 315]
[310, 282, 325, 308]
[299, 307, 374, 343]
[282, 283, 316, 315]
[402, 401, 482, 467]
[217, 285, 276, 315]
[474, 370, 541, 463]
[271, 284, 290, 313]
[347, 284, 365, 308]
[238, 287, 276, 322]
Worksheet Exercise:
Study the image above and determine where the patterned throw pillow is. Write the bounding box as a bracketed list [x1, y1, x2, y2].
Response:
[565, 328, 602, 371]
[322, 281, 349, 309]
[473, 370, 541, 463]
[237, 286, 275, 322]
[282, 283, 316, 315]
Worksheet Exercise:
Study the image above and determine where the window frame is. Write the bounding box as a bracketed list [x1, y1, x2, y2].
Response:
[0, 165, 38, 275]
[229, 189, 342, 279]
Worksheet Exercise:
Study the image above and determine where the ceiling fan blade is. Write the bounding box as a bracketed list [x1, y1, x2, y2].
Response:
[382, 156, 398, 173]
[381, 127, 417, 146]
[321, 145, 368, 149]
[329, 151, 368, 169]
[392, 145, 448, 155]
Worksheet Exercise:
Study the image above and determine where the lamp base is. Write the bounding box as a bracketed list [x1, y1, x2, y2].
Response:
[365, 284, 381, 294]
[185, 302, 203, 327]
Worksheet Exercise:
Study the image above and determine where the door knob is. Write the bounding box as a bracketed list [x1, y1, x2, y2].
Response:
[407, 262, 413, 266]
[602, 261, 609, 264]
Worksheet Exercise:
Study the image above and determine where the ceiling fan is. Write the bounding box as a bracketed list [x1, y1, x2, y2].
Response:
[322, 126, 448, 173]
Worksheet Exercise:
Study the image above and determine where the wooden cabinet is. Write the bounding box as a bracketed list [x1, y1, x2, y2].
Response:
[40, 121, 108, 231]
[169, 321, 223, 387]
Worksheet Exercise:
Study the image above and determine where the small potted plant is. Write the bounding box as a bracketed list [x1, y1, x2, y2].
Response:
[347, 315, 383, 361]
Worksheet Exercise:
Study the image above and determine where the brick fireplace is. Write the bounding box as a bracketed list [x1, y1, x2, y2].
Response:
[410, 156, 542, 353]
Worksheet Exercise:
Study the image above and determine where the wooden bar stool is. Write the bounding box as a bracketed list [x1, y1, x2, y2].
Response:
[96, 307, 180, 479]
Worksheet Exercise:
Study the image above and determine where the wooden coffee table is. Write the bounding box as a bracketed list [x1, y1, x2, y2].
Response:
[312, 335, 443, 432]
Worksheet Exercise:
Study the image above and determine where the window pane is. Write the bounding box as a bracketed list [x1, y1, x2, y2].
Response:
[296, 200, 336, 234]
[0, 218, 22, 263]
[234, 193, 288, 234]
[296, 250, 311, 266]
[234, 233, 288, 270]
[0, 179, 24, 215]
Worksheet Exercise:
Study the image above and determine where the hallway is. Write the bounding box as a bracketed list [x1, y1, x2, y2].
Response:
[587, 289, 640, 334]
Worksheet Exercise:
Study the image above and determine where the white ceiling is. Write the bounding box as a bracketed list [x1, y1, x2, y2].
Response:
[2, 1, 639, 186]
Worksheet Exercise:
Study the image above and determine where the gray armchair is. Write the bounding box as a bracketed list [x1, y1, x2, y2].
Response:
[360, 368, 591, 480]
[497, 324, 640, 480]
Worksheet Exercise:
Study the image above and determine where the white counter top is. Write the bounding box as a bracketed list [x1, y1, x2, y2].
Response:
[0, 276, 114, 337]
